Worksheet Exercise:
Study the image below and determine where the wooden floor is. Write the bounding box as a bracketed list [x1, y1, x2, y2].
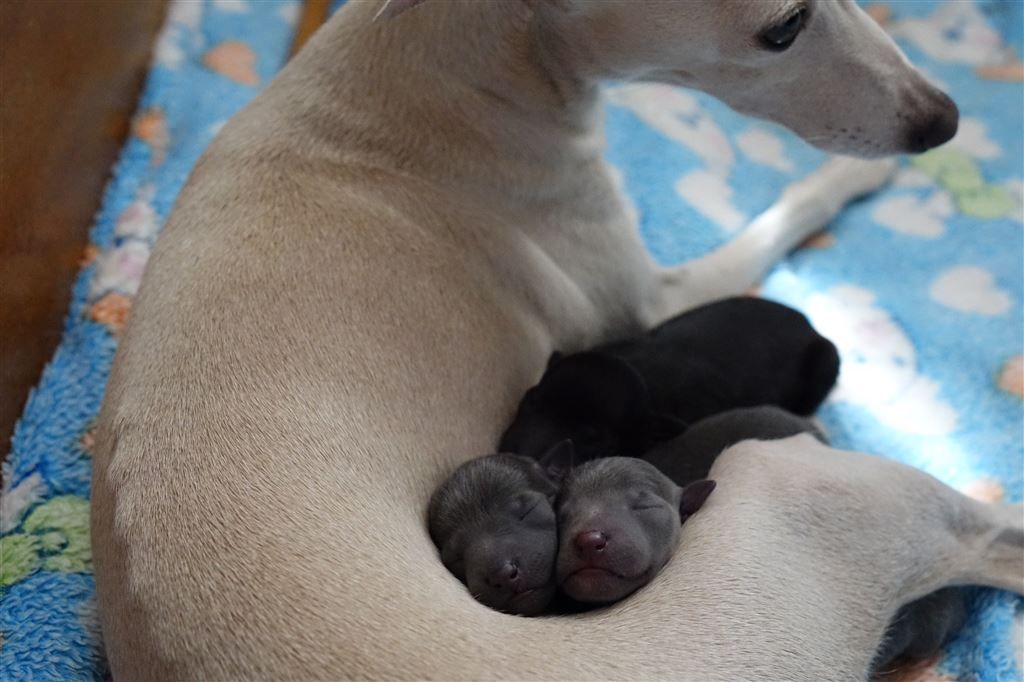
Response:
[0, 0, 167, 451]
[0, 0, 333, 454]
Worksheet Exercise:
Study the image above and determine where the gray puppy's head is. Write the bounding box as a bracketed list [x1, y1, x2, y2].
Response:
[428, 442, 574, 616]
[556, 457, 715, 605]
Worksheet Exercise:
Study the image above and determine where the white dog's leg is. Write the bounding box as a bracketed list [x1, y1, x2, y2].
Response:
[649, 156, 898, 322]
[963, 502, 1024, 596]
[682, 437, 1023, 680]
[711, 437, 1024, 602]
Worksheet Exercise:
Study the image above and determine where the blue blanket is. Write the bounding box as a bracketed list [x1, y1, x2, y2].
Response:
[2, 1, 1021, 679]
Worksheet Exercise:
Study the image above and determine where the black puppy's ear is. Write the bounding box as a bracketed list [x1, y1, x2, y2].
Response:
[538, 439, 575, 484]
[679, 479, 716, 522]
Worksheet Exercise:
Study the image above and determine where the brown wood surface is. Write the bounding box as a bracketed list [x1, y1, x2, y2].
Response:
[290, 0, 332, 57]
[0, 0, 167, 453]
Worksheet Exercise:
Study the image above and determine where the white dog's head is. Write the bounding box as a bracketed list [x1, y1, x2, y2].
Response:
[379, 0, 958, 157]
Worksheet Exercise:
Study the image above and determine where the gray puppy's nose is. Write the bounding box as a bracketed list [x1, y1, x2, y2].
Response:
[487, 561, 520, 591]
[575, 530, 608, 560]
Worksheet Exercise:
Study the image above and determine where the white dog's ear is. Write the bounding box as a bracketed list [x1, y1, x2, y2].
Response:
[375, 0, 427, 21]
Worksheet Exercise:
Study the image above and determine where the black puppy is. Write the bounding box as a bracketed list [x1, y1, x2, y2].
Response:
[427, 441, 573, 616]
[556, 406, 815, 605]
[499, 296, 839, 463]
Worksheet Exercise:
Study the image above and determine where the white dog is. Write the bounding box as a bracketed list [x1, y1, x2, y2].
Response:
[92, 1, 1019, 680]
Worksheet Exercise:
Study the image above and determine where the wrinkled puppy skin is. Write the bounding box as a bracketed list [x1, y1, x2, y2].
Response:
[428, 442, 573, 616]
[500, 296, 839, 463]
[556, 457, 714, 605]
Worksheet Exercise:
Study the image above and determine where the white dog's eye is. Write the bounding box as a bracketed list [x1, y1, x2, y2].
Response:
[760, 7, 807, 51]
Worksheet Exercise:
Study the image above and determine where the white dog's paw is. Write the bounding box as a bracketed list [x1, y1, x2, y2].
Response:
[811, 156, 900, 200]
[750, 156, 900, 250]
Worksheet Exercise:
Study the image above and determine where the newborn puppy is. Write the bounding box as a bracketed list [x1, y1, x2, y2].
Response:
[500, 297, 839, 462]
[643, 405, 827, 484]
[557, 406, 816, 605]
[427, 441, 573, 616]
[556, 457, 715, 604]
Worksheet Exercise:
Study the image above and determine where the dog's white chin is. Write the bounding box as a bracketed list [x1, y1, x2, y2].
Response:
[807, 137, 895, 159]
[644, 70, 694, 87]
[638, 72, 901, 159]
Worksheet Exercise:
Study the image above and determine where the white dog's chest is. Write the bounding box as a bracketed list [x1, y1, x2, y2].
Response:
[507, 188, 656, 347]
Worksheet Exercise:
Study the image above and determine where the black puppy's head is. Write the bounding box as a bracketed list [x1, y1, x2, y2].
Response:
[556, 457, 715, 605]
[428, 442, 574, 616]
[499, 352, 685, 462]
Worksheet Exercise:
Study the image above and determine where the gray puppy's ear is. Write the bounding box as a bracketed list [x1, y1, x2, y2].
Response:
[546, 350, 564, 371]
[374, 0, 427, 21]
[538, 439, 575, 485]
[679, 480, 716, 522]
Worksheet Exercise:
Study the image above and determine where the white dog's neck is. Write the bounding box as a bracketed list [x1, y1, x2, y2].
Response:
[293, 0, 608, 195]
[392, 0, 596, 117]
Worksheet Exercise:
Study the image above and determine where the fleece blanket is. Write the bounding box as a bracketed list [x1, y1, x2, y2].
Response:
[1, 1, 1021, 679]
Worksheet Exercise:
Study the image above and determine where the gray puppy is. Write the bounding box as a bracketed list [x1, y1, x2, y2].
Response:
[554, 406, 817, 605]
[556, 457, 715, 604]
[643, 404, 827, 483]
[427, 442, 573, 616]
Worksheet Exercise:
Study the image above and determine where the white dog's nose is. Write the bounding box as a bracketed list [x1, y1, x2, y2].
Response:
[905, 90, 959, 153]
